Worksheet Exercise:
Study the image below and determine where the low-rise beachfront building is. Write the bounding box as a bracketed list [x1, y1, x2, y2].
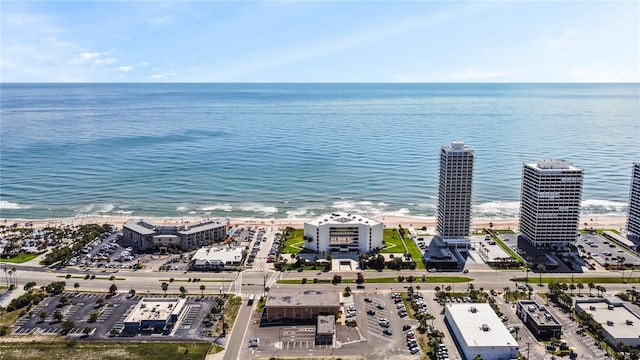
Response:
[122, 218, 228, 252]
[262, 289, 340, 324]
[123, 297, 187, 333]
[303, 213, 383, 254]
[516, 301, 562, 340]
[575, 298, 640, 350]
[190, 246, 245, 270]
[445, 303, 519, 360]
[627, 162, 640, 243]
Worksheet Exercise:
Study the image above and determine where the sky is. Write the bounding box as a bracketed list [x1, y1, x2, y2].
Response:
[1, 1, 638, 82]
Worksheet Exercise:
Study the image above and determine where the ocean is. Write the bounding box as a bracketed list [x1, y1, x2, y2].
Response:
[1, 83, 638, 220]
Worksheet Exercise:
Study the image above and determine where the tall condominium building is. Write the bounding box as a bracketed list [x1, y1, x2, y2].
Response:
[627, 163, 640, 242]
[437, 142, 474, 239]
[519, 160, 583, 249]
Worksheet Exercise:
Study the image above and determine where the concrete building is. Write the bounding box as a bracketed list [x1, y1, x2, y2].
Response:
[123, 297, 187, 333]
[263, 289, 340, 323]
[445, 303, 519, 360]
[437, 142, 474, 244]
[303, 213, 383, 254]
[575, 298, 640, 349]
[190, 246, 245, 270]
[519, 160, 583, 249]
[315, 315, 335, 345]
[122, 218, 228, 252]
[516, 301, 562, 340]
[627, 163, 640, 243]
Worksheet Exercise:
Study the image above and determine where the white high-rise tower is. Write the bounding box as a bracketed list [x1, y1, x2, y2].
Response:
[437, 142, 474, 240]
[519, 160, 583, 249]
[627, 163, 640, 242]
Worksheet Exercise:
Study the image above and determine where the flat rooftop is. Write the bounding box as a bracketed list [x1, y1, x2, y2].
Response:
[265, 289, 340, 308]
[123, 220, 156, 235]
[576, 299, 640, 340]
[192, 246, 244, 264]
[123, 218, 228, 235]
[124, 298, 186, 324]
[317, 315, 336, 335]
[518, 301, 561, 326]
[446, 303, 518, 348]
[526, 160, 582, 172]
[307, 212, 380, 227]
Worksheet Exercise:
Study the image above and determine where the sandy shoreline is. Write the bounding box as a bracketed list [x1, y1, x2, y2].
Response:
[0, 214, 628, 232]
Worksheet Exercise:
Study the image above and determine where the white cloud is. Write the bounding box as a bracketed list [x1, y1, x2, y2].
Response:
[95, 58, 117, 65]
[79, 51, 101, 60]
[114, 65, 134, 72]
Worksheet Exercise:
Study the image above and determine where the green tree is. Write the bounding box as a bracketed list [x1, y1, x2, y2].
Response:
[161, 282, 169, 296]
[109, 283, 118, 296]
[39, 311, 47, 323]
[82, 326, 92, 337]
[95, 298, 105, 308]
[53, 310, 63, 323]
[200, 285, 206, 297]
[59, 295, 69, 306]
[61, 320, 75, 334]
[179, 286, 187, 297]
[74, 282, 80, 294]
[88, 311, 99, 323]
[23, 281, 37, 292]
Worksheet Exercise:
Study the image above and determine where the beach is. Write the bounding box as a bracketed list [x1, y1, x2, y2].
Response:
[0, 214, 628, 233]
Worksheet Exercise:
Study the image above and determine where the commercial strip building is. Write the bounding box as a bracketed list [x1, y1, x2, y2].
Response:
[190, 246, 245, 270]
[575, 298, 640, 350]
[437, 142, 474, 246]
[262, 289, 340, 323]
[315, 315, 336, 345]
[123, 297, 187, 333]
[515, 300, 562, 340]
[628, 163, 640, 243]
[303, 212, 383, 254]
[122, 218, 229, 251]
[519, 160, 583, 249]
[444, 303, 519, 360]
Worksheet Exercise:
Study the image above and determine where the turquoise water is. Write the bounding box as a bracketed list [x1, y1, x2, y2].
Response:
[1, 83, 638, 219]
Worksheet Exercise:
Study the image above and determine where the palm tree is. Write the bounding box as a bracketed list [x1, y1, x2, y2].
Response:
[11, 266, 16, 287]
[588, 282, 595, 296]
[179, 286, 187, 297]
[161, 282, 169, 296]
[3, 267, 7, 287]
[200, 285, 206, 297]
[74, 282, 80, 294]
[577, 283, 584, 296]
[537, 264, 546, 285]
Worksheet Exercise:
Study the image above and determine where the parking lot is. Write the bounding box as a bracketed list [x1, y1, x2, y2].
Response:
[578, 233, 640, 268]
[10, 293, 221, 340]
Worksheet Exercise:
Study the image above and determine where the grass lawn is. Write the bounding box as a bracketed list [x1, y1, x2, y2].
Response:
[512, 276, 640, 284]
[277, 276, 473, 284]
[0, 253, 40, 264]
[491, 235, 524, 263]
[0, 342, 211, 360]
[0, 308, 23, 327]
[216, 295, 242, 335]
[281, 229, 305, 254]
[380, 229, 405, 253]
